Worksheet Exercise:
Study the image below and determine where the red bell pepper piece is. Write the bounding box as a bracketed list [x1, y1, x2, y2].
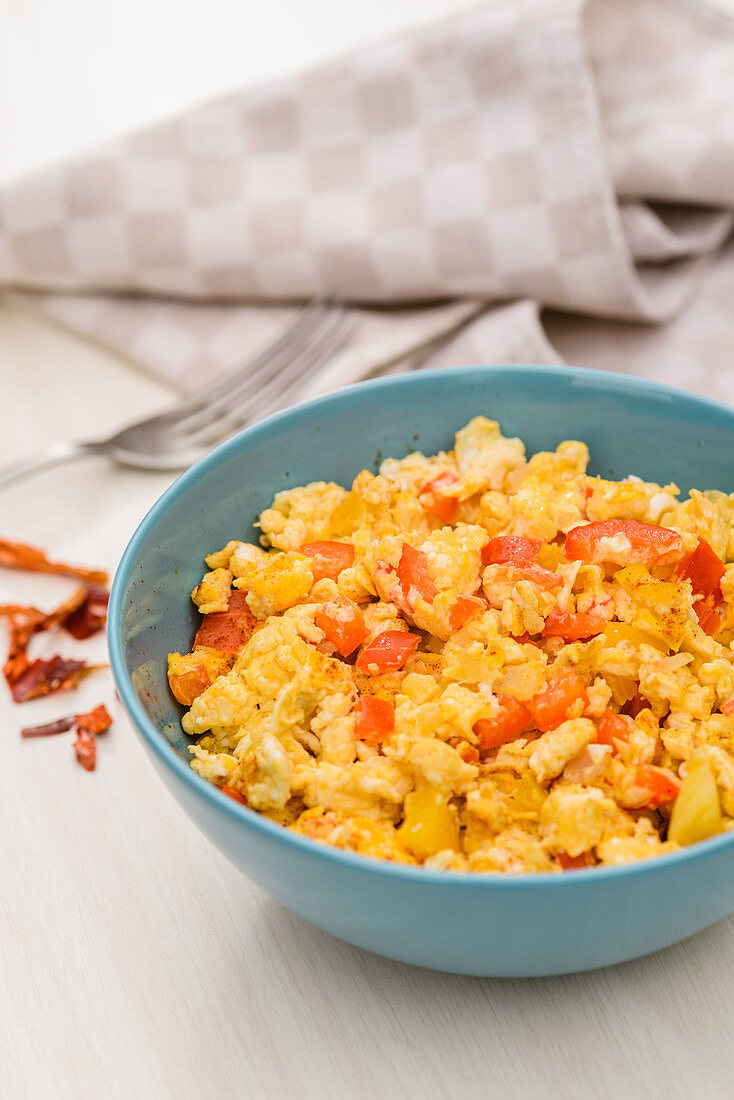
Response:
[513, 564, 563, 590]
[696, 602, 723, 637]
[221, 785, 248, 806]
[481, 536, 542, 567]
[301, 541, 355, 582]
[564, 520, 684, 567]
[354, 696, 395, 742]
[314, 598, 369, 657]
[356, 630, 420, 672]
[557, 851, 595, 870]
[168, 662, 218, 706]
[419, 471, 460, 524]
[673, 538, 726, 633]
[448, 595, 486, 632]
[633, 765, 681, 808]
[594, 708, 630, 750]
[481, 562, 561, 592]
[473, 694, 533, 750]
[527, 671, 588, 732]
[193, 589, 257, 653]
[397, 544, 437, 603]
[542, 609, 607, 640]
[457, 743, 480, 764]
[673, 537, 725, 599]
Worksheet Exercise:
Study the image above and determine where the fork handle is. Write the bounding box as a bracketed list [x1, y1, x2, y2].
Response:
[0, 440, 105, 492]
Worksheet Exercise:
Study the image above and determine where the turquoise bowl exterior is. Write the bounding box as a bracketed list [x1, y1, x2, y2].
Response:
[109, 364, 734, 977]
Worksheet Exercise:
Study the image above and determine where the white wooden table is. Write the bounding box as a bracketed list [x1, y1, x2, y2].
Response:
[2, 2, 734, 1097]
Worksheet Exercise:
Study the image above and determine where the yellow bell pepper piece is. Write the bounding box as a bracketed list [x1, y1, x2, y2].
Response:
[397, 789, 460, 860]
[613, 566, 689, 648]
[602, 622, 668, 652]
[329, 491, 365, 536]
[614, 564, 650, 592]
[508, 770, 547, 818]
[633, 581, 680, 609]
[668, 756, 722, 847]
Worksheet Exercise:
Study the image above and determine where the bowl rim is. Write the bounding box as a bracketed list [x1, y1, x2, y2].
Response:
[109, 362, 734, 889]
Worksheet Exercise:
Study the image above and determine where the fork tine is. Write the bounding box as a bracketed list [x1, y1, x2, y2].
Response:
[226, 310, 355, 419]
[173, 307, 352, 437]
[0, 298, 357, 487]
[244, 310, 357, 422]
[170, 302, 347, 434]
[155, 298, 333, 426]
[182, 309, 356, 449]
[176, 305, 352, 437]
[182, 309, 355, 448]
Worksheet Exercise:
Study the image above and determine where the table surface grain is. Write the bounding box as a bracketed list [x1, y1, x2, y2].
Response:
[3, 2, 734, 1097]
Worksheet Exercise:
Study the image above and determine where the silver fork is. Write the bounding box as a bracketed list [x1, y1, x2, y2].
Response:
[0, 300, 355, 490]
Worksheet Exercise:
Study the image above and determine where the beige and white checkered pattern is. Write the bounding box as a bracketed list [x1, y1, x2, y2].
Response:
[1, 0, 733, 401]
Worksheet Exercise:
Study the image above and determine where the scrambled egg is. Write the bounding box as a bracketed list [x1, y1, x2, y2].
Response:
[168, 416, 734, 873]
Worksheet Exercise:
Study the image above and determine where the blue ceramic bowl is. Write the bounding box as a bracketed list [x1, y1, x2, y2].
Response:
[109, 364, 734, 976]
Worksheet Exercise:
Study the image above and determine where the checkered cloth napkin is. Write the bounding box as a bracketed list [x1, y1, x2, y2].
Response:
[1, 0, 733, 402]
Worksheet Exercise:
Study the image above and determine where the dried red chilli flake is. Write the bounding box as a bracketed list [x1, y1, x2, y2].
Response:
[0, 584, 108, 641]
[0, 587, 107, 702]
[61, 584, 109, 640]
[73, 728, 96, 772]
[21, 704, 112, 738]
[43, 586, 88, 629]
[0, 541, 111, 767]
[75, 703, 112, 735]
[9, 657, 92, 703]
[0, 596, 75, 685]
[0, 603, 46, 619]
[0, 608, 45, 683]
[0, 538, 108, 586]
[21, 715, 76, 738]
[70, 705, 113, 771]
[20, 704, 113, 772]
